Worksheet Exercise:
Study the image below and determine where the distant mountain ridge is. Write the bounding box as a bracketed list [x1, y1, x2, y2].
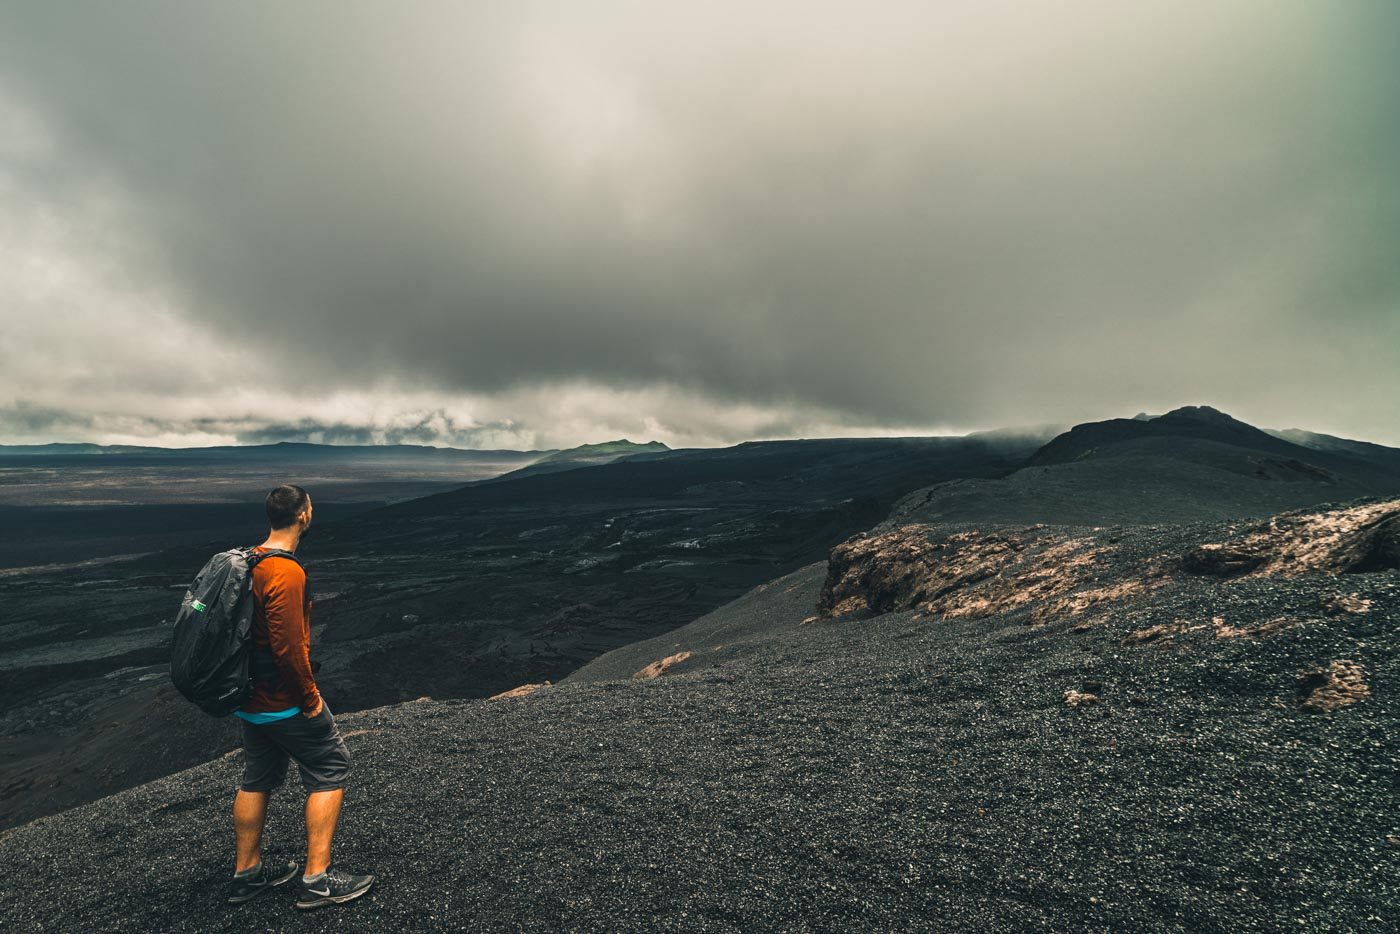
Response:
[1025, 403, 1400, 488]
[531, 438, 670, 464]
[1262, 426, 1400, 474]
[0, 440, 555, 459]
[1028, 404, 1312, 466]
[471, 438, 671, 484]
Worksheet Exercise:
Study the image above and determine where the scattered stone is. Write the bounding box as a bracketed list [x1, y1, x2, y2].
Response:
[1122, 619, 1203, 645]
[1322, 592, 1373, 616]
[1211, 615, 1311, 640]
[633, 651, 694, 680]
[1064, 689, 1099, 707]
[1296, 660, 1370, 712]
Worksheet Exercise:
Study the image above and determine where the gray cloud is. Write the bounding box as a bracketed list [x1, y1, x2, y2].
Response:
[233, 414, 532, 449]
[0, 2, 1397, 447]
[0, 399, 96, 435]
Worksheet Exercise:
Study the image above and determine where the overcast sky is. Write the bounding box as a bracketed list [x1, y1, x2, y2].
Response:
[1, 2, 1396, 450]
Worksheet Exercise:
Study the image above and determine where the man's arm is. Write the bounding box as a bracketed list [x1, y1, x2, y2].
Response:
[261, 563, 321, 713]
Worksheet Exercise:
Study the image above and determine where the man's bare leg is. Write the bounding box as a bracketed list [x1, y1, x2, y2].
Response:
[233, 789, 271, 872]
[304, 787, 344, 876]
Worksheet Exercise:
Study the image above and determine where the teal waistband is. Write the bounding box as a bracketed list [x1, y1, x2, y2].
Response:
[234, 706, 301, 724]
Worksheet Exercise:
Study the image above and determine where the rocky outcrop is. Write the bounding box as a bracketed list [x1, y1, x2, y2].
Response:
[632, 651, 694, 679]
[813, 523, 1169, 626]
[1182, 499, 1400, 578]
[816, 499, 1400, 633]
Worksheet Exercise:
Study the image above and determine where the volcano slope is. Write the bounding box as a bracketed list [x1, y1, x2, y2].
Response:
[7, 404, 1393, 833]
[0, 432, 1036, 830]
[2, 496, 1396, 932]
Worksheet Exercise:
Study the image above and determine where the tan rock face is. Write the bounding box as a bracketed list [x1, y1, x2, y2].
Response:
[1182, 498, 1400, 579]
[488, 681, 551, 700]
[632, 651, 694, 680]
[1296, 660, 1370, 712]
[814, 524, 1168, 626]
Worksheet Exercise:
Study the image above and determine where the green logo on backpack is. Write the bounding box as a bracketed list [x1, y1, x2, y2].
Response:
[191, 599, 206, 612]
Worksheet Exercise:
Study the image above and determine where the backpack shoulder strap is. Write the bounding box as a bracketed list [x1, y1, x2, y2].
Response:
[245, 547, 304, 571]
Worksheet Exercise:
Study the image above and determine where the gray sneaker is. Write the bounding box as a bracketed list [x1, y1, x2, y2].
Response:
[225, 858, 299, 904]
[295, 866, 376, 910]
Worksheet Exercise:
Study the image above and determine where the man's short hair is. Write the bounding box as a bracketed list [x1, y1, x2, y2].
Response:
[265, 484, 310, 530]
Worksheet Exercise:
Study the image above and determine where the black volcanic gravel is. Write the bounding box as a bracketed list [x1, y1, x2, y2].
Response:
[1, 517, 1397, 932]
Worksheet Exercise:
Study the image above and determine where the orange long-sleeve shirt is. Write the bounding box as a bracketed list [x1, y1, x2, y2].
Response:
[240, 545, 320, 713]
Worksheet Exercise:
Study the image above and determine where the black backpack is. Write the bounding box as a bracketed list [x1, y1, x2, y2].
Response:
[169, 545, 303, 717]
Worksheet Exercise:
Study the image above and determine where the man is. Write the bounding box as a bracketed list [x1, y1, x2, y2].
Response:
[225, 484, 375, 910]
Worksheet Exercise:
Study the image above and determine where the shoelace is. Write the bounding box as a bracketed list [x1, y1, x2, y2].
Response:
[319, 867, 355, 888]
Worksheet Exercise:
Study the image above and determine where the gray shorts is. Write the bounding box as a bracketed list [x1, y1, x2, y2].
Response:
[239, 701, 352, 793]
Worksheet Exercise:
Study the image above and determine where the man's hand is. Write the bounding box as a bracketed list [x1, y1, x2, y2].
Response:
[301, 695, 324, 718]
